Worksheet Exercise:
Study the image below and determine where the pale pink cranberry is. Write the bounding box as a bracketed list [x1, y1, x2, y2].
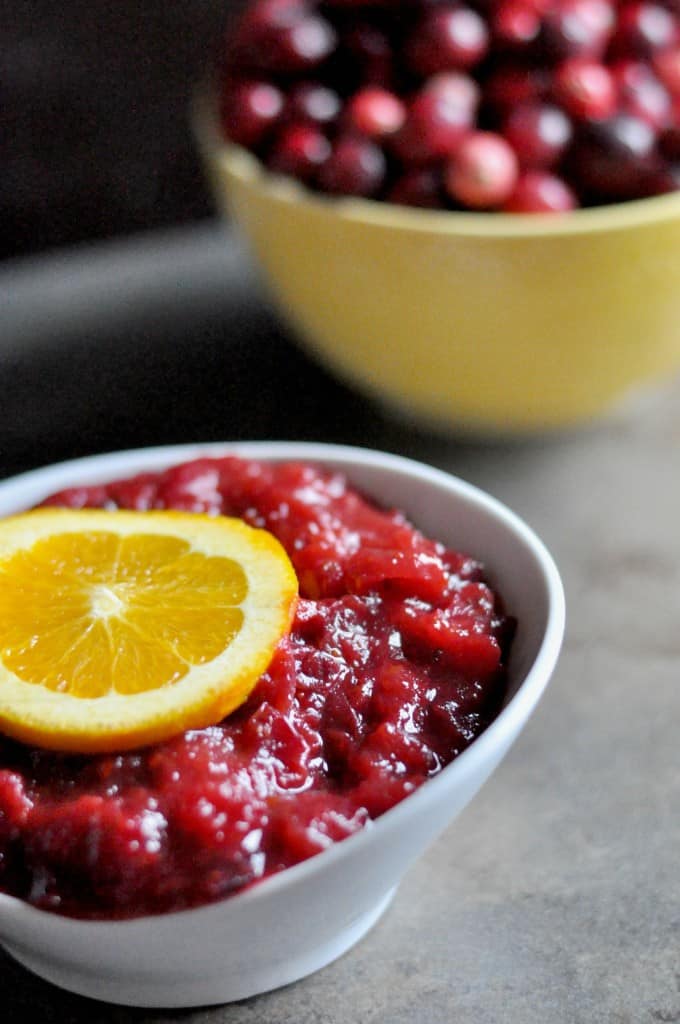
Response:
[222, 80, 284, 148]
[267, 123, 331, 181]
[388, 167, 444, 208]
[407, 6, 490, 75]
[504, 170, 578, 210]
[423, 72, 481, 118]
[504, 102, 574, 168]
[345, 88, 406, 138]
[445, 131, 520, 208]
[317, 135, 386, 196]
[554, 58, 618, 119]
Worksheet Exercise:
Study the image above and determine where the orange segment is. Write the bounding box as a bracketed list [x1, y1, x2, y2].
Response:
[0, 509, 298, 752]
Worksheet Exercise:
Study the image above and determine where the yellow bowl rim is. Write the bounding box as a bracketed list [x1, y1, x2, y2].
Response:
[212, 133, 680, 240]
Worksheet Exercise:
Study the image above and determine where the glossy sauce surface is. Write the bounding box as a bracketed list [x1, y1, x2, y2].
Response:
[0, 458, 512, 918]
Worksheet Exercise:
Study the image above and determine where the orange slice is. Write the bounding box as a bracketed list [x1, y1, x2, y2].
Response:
[0, 508, 298, 753]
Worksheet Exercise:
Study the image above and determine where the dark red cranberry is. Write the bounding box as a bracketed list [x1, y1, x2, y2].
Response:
[504, 102, 574, 168]
[423, 72, 481, 118]
[249, 11, 337, 74]
[317, 135, 387, 196]
[392, 87, 474, 163]
[267, 123, 331, 181]
[221, 80, 284, 148]
[444, 131, 520, 208]
[483, 65, 551, 113]
[388, 167, 445, 208]
[345, 87, 406, 138]
[407, 6, 490, 76]
[639, 161, 680, 192]
[286, 82, 341, 126]
[660, 124, 680, 159]
[612, 59, 672, 128]
[540, 0, 616, 60]
[611, 3, 679, 58]
[503, 170, 579, 210]
[554, 58, 618, 119]
[571, 113, 659, 198]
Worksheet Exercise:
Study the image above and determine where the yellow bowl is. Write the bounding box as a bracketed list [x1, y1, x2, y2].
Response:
[197, 108, 680, 435]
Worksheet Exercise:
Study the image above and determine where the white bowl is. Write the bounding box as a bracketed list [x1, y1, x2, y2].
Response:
[0, 442, 565, 1007]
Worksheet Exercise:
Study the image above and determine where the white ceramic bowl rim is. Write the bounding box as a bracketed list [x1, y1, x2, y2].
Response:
[0, 441, 565, 931]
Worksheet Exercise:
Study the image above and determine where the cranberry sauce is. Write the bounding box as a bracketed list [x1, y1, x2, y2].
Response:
[0, 458, 513, 919]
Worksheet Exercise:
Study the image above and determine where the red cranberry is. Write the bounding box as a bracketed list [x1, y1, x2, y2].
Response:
[504, 102, 574, 168]
[423, 72, 481, 118]
[483, 64, 551, 112]
[392, 87, 474, 163]
[388, 167, 445, 208]
[612, 3, 679, 58]
[640, 161, 680, 193]
[660, 124, 680, 159]
[286, 82, 341, 125]
[267, 123, 331, 181]
[222, 80, 284, 148]
[317, 135, 387, 196]
[612, 59, 672, 128]
[407, 6, 490, 76]
[345, 87, 407, 138]
[654, 47, 680, 95]
[445, 131, 520, 208]
[493, 2, 542, 50]
[503, 170, 579, 210]
[571, 113, 659, 198]
[540, 0, 616, 60]
[254, 12, 338, 73]
[343, 24, 394, 87]
[554, 58, 618, 119]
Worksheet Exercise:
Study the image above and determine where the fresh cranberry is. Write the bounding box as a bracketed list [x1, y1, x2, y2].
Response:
[503, 169, 579, 209]
[540, 0, 616, 60]
[267, 123, 331, 181]
[570, 113, 659, 198]
[256, 12, 338, 73]
[388, 167, 445, 207]
[612, 59, 672, 127]
[342, 24, 394, 87]
[483, 64, 551, 112]
[345, 87, 407, 138]
[554, 57, 618, 118]
[445, 131, 520, 208]
[407, 6, 490, 75]
[504, 102, 574, 168]
[640, 161, 680, 192]
[392, 86, 474, 163]
[660, 123, 680, 159]
[654, 47, 680, 95]
[611, 3, 679, 58]
[317, 134, 387, 196]
[286, 82, 341, 126]
[424, 71, 481, 118]
[221, 80, 284, 148]
[492, 1, 542, 50]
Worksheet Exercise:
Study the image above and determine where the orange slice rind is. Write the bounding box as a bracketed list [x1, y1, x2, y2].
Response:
[0, 508, 298, 753]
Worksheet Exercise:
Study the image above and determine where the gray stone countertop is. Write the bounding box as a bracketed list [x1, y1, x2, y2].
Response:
[1, 224, 679, 1023]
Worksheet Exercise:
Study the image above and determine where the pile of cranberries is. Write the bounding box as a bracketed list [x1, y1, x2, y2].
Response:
[217, 0, 680, 212]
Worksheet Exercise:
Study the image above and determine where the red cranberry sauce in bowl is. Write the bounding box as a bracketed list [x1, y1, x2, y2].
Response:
[217, 0, 680, 212]
[0, 456, 513, 920]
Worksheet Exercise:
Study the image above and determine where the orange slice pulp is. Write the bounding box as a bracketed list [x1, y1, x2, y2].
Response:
[0, 509, 298, 753]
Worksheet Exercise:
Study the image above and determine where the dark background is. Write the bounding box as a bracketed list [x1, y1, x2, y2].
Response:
[1, 1, 243, 261]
